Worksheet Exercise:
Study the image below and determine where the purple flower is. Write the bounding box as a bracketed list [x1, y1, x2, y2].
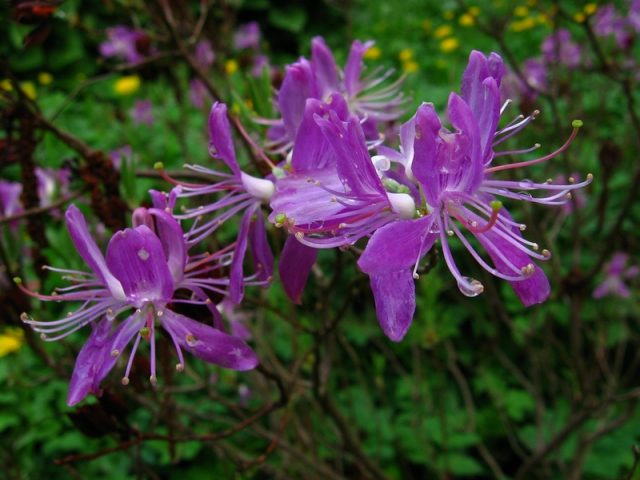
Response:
[630, 0, 640, 32]
[267, 37, 405, 153]
[129, 100, 154, 126]
[542, 29, 582, 68]
[593, 5, 633, 48]
[19, 204, 258, 406]
[168, 103, 274, 303]
[109, 145, 133, 170]
[234, 22, 261, 51]
[593, 253, 639, 299]
[357, 51, 591, 341]
[0, 180, 23, 218]
[194, 40, 215, 69]
[189, 79, 211, 109]
[501, 59, 548, 104]
[99, 26, 151, 65]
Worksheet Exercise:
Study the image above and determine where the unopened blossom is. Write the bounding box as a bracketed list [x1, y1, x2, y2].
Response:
[593, 253, 639, 299]
[266, 37, 405, 153]
[18, 204, 258, 406]
[99, 26, 152, 64]
[542, 29, 582, 68]
[358, 51, 591, 341]
[164, 102, 274, 303]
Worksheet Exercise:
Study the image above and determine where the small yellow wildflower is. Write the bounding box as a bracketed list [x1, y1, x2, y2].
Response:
[574, 11, 586, 23]
[363, 45, 381, 60]
[510, 17, 536, 31]
[468, 6, 480, 16]
[421, 19, 432, 33]
[20, 82, 37, 100]
[439, 37, 459, 53]
[514, 5, 529, 17]
[225, 59, 239, 75]
[434, 25, 453, 39]
[527, 0, 537, 5]
[114, 75, 140, 95]
[443, 10, 454, 20]
[402, 61, 419, 73]
[244, 98, 254, 110]
[38, 72, 53, 85]
[0, 328, 24, 357]
[399, 48, 414, 62]
[459, 13, 475, 26]
[0, 79, 12, 92]
[536, 13, 551, 25]
[584, 3, 597, 15]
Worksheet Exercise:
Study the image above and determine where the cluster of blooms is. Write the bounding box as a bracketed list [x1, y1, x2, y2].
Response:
[504, 2, 640, 103]
[20, 38, 594, 405]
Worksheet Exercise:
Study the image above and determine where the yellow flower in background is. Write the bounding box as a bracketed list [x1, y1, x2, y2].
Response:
[0, 79, 12, 92]
[38, 72, 53, 85]
[225, 59, 239, 75]
[399, 48, 414, 62]
[0, 328, 24, 357]
[421, 19, 432, 33]
[527, 0, 537, 6]
[468, 6, 480, 16]
[364, 45, 381, 60]
[584, 3, 598, 15]
[510, 17, 536, 31]
[514, 5, 529, 17]
[434, 25, 453, 39]
[536, 13, 551, 25]
[114, 75, 140, 95]
[443, 10, 454, 20]
[439, 38, 459, 53]
[459, 13, 475, 26]
[20, 82, 37, 100]
[402, 61, 419, 73]
[574, 12, 586, 23]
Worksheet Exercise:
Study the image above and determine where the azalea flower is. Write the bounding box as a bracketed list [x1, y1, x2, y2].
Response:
[541, 29, 582, 68]
[358, 51, 592, 341]
[18, 204, 258, 406]
[266, 36, 405, 153]
[99, 26, 152, 65]
[162, 102, 274, 303]
[593, 253, 639, 299]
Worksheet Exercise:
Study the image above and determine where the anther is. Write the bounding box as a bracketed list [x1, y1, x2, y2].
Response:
[532, 243, 539, 251]
[111, 349, 120, 357]
[176, 363, 185, 372]
[20, 312, 29, 322]
[150, 375, 157, 386]
[542, 249, 551, 258]
[568, 177, 575, 183]
[121, 377, 130, 386]
[157, 310, 164, 317]
[186, 334, 197, 346]
[447, 230, 454, 236]
[519, 224, 527, 231]
[521, 264, 535, 276]
[413, 273, 420, 280]
[40, 333, 47, 340]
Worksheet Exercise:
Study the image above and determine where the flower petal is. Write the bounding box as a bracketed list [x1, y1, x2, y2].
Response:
[67, 312, 142, 406]
[344, 40, 374, 96]
[208, 102, 241, 176]
[279, 235, 318, 304]
[278, 59, 318, 140]
[369, 270, 416, 342]
[148, 208, 187, 285]
[65, 205, 126, 300]
[248, 210, 273, 282]
[311, 37, 340, 98]
[229, 206, 253, 304]
[161, 310, 259, 370]
[358, 215, 437, 275]
[106, 225, 174, 303]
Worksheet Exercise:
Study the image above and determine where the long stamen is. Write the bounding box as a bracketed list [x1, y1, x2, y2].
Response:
[154, 162, 206, 188]
[121, 333, 142, 386]
[485, 121, 582, 174]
